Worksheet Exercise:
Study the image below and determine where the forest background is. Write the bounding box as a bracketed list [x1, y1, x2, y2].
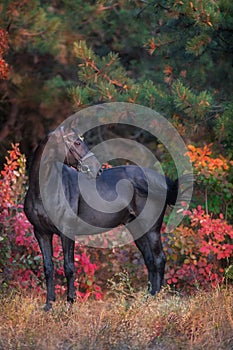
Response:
[1, 0, 233, 156]
[0, 1, 233, 349]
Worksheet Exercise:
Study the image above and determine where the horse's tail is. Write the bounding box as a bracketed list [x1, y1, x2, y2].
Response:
[166, 174, 193, 206]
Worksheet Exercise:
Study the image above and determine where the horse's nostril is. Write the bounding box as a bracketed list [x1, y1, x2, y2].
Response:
[98, 168, 103, 176]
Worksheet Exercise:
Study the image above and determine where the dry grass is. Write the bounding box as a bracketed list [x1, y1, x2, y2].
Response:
[0, 286, 233, 350]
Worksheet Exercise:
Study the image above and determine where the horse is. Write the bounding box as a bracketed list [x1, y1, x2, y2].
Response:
[24, 126, 189, 310]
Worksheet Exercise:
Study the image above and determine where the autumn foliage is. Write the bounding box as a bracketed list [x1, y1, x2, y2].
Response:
[0, 144, 102, 300]
[187, 143, 233, 219]
[0, 143, 232, 296]
[186, 144, 231, 178]
[164, 206, 233, 291]
[165, 144, 233, 291]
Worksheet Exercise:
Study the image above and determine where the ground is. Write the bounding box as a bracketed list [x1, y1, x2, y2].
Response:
[0, 287, 232, 350]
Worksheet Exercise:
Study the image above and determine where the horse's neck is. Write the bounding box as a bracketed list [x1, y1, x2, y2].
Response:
[30, 143, 79, 230]
[28, 145, 42, 184]
[28, 138, 59, 195]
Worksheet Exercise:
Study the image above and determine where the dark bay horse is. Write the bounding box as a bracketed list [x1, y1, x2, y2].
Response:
[24, 126, 188, 310]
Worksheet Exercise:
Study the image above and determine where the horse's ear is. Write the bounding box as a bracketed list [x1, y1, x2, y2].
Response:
[50, 126, 78, 145]
[71, 127, 84, 141]
[51, 126, 66, 144]
[59, 126, 65, 142]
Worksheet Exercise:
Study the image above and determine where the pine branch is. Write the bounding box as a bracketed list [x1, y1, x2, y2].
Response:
[172, 80, 213, 120]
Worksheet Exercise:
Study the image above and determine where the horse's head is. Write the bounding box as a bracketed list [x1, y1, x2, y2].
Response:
[52, 127, 102, 178]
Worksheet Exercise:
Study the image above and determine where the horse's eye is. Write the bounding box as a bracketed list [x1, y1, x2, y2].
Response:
[76, 141, 81, 146]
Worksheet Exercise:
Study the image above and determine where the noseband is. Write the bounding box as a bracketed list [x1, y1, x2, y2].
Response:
[76, 151, 95, 174]
[66, 144, 95, 174]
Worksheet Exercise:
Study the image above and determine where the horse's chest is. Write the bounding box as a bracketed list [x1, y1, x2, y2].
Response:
[24, 191, 56, 232]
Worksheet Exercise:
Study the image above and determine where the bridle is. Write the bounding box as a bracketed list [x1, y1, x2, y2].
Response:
[62, 130, 98, 175]
[76, 151, 95, 174]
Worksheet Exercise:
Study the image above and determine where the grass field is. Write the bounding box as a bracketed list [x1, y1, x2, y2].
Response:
[0, 286, 233, 350]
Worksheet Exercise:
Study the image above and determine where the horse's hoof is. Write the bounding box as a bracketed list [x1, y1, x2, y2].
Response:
[66, 298, 75, 311]
[44, 302, 53, 311]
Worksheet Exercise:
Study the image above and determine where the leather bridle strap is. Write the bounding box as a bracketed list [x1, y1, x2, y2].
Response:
[81, 151, 95, 162]
[61, 129, 95, 173]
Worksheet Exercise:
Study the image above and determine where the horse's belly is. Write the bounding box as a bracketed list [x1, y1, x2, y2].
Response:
[76, 201, 129, 235]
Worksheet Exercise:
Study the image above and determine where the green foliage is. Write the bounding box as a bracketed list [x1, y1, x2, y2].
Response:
[42, 76, 73, 107]
[108, 271, 135, 299]
[187, 143, 233, 222]
[163, 144, 233, 291]
[70, 40, 173, 113]
[225, 265, 233, 282]
[215, 102, 233, 156]
[172, 80, 213, 120]
[67, 0, 233, 156]
[2, 1, 63, 54]
[70, 41, 134, 106]
[186, 33, 211, 56]
[1, 0, 233, 157]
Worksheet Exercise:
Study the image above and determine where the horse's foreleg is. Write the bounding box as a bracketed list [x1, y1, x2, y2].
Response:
[135, 231, 166, 294]
[61, 234, 76, 304]
[34, 230, 55, 311]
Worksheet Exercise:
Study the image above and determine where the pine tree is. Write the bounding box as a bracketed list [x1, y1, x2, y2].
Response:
[69, 0, 233, 155]
[0, 0, 232, 157]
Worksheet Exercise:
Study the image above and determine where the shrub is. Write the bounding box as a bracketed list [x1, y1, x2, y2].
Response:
[164, 206, 233, 291]
[0, 143, 40, 290]
[186, 143, 233, 221]
[164, 142, 233, 292]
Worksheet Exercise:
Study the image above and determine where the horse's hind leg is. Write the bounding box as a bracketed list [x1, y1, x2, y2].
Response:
[135, 230, 166, 295]
[61, 234, 76, 304]
[34, 230, 55, 311]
